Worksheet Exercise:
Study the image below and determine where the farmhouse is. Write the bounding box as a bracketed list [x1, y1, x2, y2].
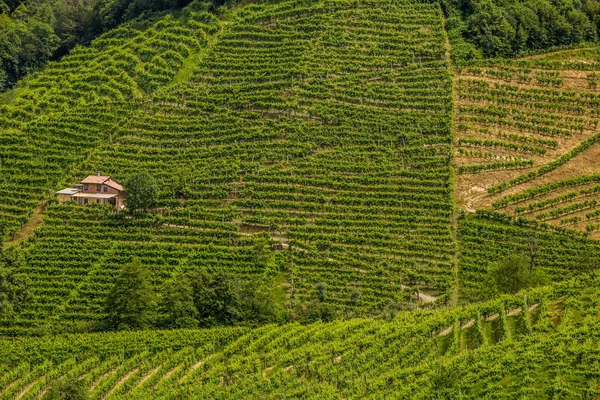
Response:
[55, 173, 125, 209]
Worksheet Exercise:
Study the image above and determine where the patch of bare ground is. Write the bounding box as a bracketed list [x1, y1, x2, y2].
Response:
[14, 376, 42, 400]
[434, 304, 539, 337]
[457, 134, 600, 217]
[7, 203, 45, 245]
[0, 378, 21, 398]
[492, 142, 600, 209]
[134, 366, 160, 389]
[89, 369, 118, 393]
[455, 65, 600, 217]
[178, 354, 216, 383]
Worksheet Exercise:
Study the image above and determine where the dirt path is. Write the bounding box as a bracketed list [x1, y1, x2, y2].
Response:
[399, 285, 437, 303]
[441, 10, 462, 306]
[134, 366, 160, 389]
[0, 378, 21, 398]
[434, 304, 539, 337]
[520, 46, 597, 60]
[7, 203, 45, 245]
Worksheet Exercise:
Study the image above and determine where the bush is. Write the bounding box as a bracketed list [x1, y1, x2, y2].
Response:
[43, 377, 88, 400]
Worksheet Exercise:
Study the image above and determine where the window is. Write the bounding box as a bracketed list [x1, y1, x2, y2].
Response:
[83, 184, 88, 191]
[103, 186, 108, 192]
[97, 184, 101, 191]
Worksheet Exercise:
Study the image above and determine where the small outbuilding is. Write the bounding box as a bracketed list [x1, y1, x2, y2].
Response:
[55, 173, 125, 209]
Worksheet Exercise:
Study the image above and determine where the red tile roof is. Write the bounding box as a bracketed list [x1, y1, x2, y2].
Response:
[106, 179, 124, 191]
[81, 175, 110, 184]
[80, 176, 124, 191]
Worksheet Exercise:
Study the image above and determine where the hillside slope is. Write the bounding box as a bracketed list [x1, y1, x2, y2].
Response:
[454, 48, 600, 235]
[0, 0, 460, 334]
[1, 277, 599, 398]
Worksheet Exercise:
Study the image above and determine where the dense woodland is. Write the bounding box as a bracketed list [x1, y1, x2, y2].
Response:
[441, 0, 600, 59]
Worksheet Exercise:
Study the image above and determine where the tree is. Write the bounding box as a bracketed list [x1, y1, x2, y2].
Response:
[315, 282, 326, 302]
[240, 280, 284, 325]
[189, 270, 243, 327]
[43, 377, 88, 400]
[0, 267, 30, 319]
[124, 171, 158, 214]
[104, 258, 156, 330]
[485, 255, 548, 296]
[159, 272, 198, 328]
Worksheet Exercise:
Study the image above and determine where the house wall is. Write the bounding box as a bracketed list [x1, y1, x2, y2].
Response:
[81, 182, 120, 195]
[57, 194, 73, 204]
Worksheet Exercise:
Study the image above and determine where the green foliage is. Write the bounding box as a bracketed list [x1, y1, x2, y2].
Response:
[0, 246, 30, 319]
[42, 377, 88, 400]
[104, 257, 157, 330]
[315, 282, 326, 302]
[124, 171, 158, 213]
[443, 0, 600, 61]
[485, 255, 549, 296]
[159, 271, 198, 328]
[0, 277, 598, 397]
[0, 267, 30, 319]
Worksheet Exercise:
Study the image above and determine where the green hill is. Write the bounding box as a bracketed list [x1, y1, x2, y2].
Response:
[1, 0, 600, 396]
[1, 0, 459, 334]
[1, 277, 599, 398]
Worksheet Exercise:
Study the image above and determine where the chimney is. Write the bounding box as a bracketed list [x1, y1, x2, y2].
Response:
[97, 170, 101, 176]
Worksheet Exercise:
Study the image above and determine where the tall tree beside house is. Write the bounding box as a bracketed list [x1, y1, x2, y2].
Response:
[124, 171, 158, 214]
[104, 257, 157, 330]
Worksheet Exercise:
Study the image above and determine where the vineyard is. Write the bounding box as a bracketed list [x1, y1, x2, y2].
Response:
[2, 0, 600, 395]
[1, 276, 600, 398]
[0, 9, 218, 240]
[454, 48, 600, 235]
[0, 0, 462, 333]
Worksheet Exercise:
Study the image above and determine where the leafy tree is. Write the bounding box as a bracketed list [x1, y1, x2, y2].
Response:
[485, 254, 549, 296]
[0, 267, 30, 319]
[189, 270, 243, 327]
[43, 377, 88, 400]
[124, 171, 158, 214]
[315, 282, 326, 302]
[159, 272, 198, 328]
[240, 280, 284, 324]
[104, 257, 157, 330]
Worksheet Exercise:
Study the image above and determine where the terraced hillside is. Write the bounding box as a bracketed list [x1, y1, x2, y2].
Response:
[0, 0, 458, 334]
[457, 211, 600, 301]
[0, 11, 219, 239]
[1, 277, 598, 399]
[454, 48, 600, 235]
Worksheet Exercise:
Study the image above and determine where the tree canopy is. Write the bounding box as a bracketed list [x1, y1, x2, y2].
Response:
[104, 257, 157, 330]
[485, 254, 549, 297]
[124, 171, 158, 213]
[443, 0, 600, 60]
